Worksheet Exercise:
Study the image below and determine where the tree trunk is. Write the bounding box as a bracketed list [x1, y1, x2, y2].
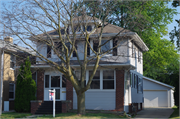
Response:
[77, 91, 85, 115]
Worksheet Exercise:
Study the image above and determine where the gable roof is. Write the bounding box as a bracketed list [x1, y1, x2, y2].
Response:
[0, 39, 36, 55]
[143, 76, 174, 89]
[34, 16, 149, 51]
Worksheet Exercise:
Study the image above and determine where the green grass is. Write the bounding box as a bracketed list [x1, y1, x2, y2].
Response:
[0, 112, 128, 118]
[0, 112, 31, 118]
[36, 113, 128, 118]
[169, 105, 180, 119]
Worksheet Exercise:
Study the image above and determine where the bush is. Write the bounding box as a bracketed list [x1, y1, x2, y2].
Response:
[14, 57, 36, 112]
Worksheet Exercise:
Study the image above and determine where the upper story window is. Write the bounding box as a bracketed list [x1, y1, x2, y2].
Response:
[9, 83, 15, 100]
[10, 54, 15, 69]
[138, 50, 141, 63]
[47, 45, 51, 58]
[83, 25, 92, 32]
[92, 40, 115, 56]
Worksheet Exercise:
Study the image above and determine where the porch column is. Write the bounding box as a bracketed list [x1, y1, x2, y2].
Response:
[37, 70, 44, 101]
[66, 80, 73, 109]
[116, 70, 124, 111]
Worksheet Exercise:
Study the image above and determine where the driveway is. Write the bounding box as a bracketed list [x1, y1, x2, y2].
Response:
[134, 107, 174, 119]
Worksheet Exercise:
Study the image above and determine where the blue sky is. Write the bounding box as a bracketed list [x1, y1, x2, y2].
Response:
[0, 0, 179, 47]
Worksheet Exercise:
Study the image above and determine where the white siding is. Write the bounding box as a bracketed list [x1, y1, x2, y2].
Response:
[143, 79, 170, 90]
[128, 41, 143, 74]
[73, 91, 115, 110]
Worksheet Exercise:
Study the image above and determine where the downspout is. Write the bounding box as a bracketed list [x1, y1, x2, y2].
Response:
[0, 49, 4, 115]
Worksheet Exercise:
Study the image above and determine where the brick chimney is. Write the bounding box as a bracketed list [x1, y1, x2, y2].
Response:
[4, 36, 13, 43]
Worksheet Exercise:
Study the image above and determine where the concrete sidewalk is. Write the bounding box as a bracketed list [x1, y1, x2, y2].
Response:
[134, 107, 174, 119]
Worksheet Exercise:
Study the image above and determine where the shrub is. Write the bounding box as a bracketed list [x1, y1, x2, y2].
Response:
[14, 57, 36, 112]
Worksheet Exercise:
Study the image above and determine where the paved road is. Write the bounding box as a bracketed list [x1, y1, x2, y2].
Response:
[134, 107, 174, 119]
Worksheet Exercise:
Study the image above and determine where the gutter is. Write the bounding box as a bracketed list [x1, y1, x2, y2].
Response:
[0, 49, 4, 115]
[31, 63, 136, 69]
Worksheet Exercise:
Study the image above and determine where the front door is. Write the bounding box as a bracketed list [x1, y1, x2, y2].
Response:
[44, 74, 66, 101]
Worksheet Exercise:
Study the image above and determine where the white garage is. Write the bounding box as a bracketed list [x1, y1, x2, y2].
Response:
[143, 76, 174, 108]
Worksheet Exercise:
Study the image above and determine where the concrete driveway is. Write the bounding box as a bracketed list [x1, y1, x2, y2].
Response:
[134, 107, 174, 119]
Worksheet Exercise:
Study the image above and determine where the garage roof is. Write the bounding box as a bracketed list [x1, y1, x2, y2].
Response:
[143, 76, 174, 89]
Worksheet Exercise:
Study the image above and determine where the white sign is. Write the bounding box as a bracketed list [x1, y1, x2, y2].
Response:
[49, 89, 56, 117]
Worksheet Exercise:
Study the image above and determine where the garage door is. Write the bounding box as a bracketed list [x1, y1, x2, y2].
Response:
[144, 90, 168, 107]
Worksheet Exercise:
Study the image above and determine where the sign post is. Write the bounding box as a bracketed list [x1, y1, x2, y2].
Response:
[49, 89, 56, 117]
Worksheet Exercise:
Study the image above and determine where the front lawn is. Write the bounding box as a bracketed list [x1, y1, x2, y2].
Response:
[0, 112, 31, 118]
[35, 113, 127, 118]
[169, 105, 180, 119]
[0, 112, 128, 118]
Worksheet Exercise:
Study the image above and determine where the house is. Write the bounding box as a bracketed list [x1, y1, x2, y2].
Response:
[0, 37, 35, 112]
[30, 16, 149, 114]
[143, 76, 174, 108]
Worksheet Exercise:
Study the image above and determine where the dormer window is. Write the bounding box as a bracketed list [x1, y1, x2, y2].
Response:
[87, 25, 92, 31]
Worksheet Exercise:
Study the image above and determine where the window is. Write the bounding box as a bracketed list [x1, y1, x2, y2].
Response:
[134, 74, 136, 88]
[89, 70, 100, 89]
[138, 50, 141, 62]
[73, 41, 77, 57]
[45, 75, 49, 88]
[132, 42, 135, 58]
[10, 54, 15, 69]
[51, 76, 60, 87]
[54, 42, 62, 54]
[103, 70, 114, 89]
[47, 45, 51, 58]
[138, 77, 143, 93]
[87, 39, 90, 56]
[87, 25, 92, 31]
[74, 25, 81, 32]
[75, 71, 86, 86]
[93, 40, 99, 52]
[113, 38, 117, 56]
[130, 73, 133, 87]
[9, 83, 15, 100]
[62, 75, 66, 88]
[101, 40, 111, 53]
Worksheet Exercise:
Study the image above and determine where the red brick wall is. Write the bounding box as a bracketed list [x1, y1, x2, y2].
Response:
[116, 70, 124, 111]
[31, 101, 42, 114]
[37, 70, 44, 101]
[66, 80, 73, 109]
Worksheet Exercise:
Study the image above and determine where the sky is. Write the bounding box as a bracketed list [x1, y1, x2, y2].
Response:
[0, 0, 179, 48]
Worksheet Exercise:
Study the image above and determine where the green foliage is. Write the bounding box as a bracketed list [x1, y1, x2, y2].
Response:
[14, 57, 36, 112]
[169, 1, 180, 51]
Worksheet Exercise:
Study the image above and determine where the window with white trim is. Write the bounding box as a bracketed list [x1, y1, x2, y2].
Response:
[10, 54, 15, 69]
[9, 83, 15, 100]
[130, 73, 133, 87]
[103, 70, 114, 89]
[89, 70, 100, 89]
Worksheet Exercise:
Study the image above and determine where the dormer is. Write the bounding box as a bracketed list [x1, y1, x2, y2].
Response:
[68, 15, 102, 34]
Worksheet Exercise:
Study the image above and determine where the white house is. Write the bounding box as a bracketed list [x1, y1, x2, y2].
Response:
[143, 76, 174, 108]
[30, 16, 149, 114]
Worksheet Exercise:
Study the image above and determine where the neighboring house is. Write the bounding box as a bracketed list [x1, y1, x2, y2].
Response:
[31, 16, 149, 113]
[143, 76, 174, 108]
[0, 37, 35, 111]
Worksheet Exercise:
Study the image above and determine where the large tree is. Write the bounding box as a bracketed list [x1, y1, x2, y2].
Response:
[0, 0, 157, 114]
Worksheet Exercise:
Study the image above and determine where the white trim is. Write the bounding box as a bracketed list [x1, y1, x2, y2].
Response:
[143, 76, 174, 89]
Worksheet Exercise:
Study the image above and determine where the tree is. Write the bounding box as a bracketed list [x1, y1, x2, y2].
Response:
[0, 0, 154, 114]
[14, 57, 36, 112]
[169, 0, 180, 51]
